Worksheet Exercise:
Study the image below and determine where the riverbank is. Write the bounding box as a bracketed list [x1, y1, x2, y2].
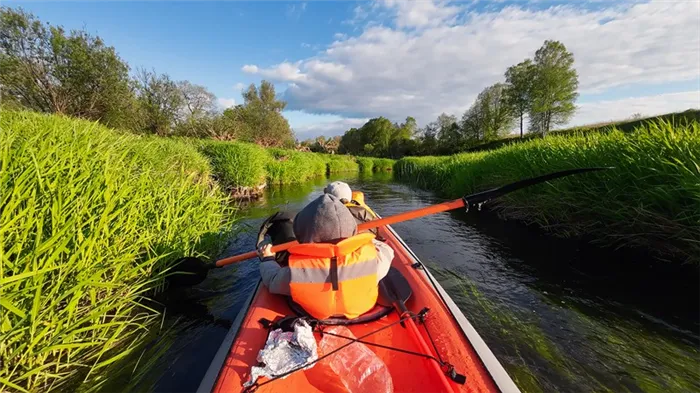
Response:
[0, 110, 392, 392]
[0, 111, 231, 392]
[394, 119, 700, 265]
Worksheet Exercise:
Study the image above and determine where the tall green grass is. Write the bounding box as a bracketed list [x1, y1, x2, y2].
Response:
[395, 121, 700, 264]
[356, 157, 375, 174]
[266, 148, 327, 184]
[372, 158, 396, 172]
[0, 111, 228, 392]
[326, 154, 359, 173]
[200, 141, 268, 189]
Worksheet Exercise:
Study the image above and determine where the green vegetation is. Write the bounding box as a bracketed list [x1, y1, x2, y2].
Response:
[356, 157, 375, 173]
[0, 111, 229, 392]
[372, 158, 395, 172]
[326, 154, 360, 173]
[0, 7, 295, 147]
[395, 120, 700, 264]
[265, 149, 327, 184]
[201, 141, 269, 188]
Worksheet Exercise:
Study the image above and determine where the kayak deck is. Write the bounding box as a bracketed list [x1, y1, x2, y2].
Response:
[201, 225, 513, 393]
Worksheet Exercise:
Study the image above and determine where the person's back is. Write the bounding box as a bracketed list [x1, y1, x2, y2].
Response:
[258, 194, 393, 320]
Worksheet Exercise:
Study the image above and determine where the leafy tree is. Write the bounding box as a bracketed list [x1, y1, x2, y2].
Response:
[461, 83, 515, 142]
[134, 69, 183, 135]
[528, 40, 579, 135]
[177, 80, 216, 119]
[504, 59, 534, 138]
[435, 113, 461, 154]
[416, 122, 439, 155]
[0, 7, 135, 128]
[230, 81, 294, 147]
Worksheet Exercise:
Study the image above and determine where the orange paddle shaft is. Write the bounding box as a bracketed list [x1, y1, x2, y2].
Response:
[214, 198, 466, 267]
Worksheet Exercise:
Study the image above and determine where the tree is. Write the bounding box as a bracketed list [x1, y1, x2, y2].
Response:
[232, 81, 294, 147]
[177, 80, 216, 120]
[528, 40, 579, 136]
[416, 122, 439, 155]
[461, 83, 515, 143]
[435, 113, 461, 154]
[504, 59, 534, 138]
[134, 69, 183, 135]
[0, 7, 136, 128]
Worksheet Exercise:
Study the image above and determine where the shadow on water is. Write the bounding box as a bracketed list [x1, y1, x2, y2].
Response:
[105, 172, 699, 393]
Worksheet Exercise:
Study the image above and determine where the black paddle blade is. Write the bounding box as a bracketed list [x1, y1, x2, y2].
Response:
[165, 257, 214, 288]
[464, 167, 611, 206]
[377, 267, 413, 308]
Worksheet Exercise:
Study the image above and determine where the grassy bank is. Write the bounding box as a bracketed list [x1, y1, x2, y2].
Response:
[467, 109, 700, 153]
[0, 111, 230, 392]
[199, 141, 392, 190]
[0, 109, 395, 391]
[395, 120, 700, 264]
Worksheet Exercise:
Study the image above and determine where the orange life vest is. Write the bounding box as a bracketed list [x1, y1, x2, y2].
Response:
[288, 232, 378, 320]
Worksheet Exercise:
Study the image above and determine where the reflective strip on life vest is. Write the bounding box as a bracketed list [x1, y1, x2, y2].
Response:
[289, 258, 378, 284]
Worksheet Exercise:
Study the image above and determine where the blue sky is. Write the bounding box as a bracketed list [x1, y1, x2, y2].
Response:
[7, 1, 700, 138]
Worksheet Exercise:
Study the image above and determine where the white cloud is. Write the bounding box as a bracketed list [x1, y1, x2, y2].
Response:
[217, 97, 236, 109]
[241, 65, 258, 73]
[243, 0, 699, 127]
[572, 91, 700, 127]
[233, 82, 246, 91]
[382, 0, 462, 28]
[294, 117, 368, 139]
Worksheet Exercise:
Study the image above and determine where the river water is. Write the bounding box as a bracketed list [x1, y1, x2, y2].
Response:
[120, 172, 699, 393]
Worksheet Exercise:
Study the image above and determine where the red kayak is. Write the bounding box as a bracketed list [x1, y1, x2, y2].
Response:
[197, 201, 520, 393]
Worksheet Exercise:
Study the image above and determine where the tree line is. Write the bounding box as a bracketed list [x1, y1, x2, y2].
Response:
[0, 7, 296, 147]
[338, 40, 579, 157]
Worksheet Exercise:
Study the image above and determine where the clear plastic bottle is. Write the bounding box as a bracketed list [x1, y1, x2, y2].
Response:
[315, 325, 394, 393]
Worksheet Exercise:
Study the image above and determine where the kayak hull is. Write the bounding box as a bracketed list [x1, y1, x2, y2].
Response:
[199, 221, 520, 393]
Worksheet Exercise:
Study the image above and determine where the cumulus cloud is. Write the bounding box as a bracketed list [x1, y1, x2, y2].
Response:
[217, 97, 236, 109]
[294, 117, 368, 139]
[382, 0, 462, 28]
[243, 0, 700, 127]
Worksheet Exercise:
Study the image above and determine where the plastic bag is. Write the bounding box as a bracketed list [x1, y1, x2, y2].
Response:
[244, 319, 317, 387]
[314, 326, 393, 393]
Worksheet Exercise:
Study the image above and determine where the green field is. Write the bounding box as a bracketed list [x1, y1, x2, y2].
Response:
[395, 119, 700, 264]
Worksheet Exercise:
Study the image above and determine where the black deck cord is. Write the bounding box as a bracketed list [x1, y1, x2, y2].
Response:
[319, 329, 444, 364]
[244, 312, 417, 393]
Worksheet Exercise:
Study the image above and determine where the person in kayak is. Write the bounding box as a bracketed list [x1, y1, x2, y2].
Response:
[323, 181, 378, 235]
[258, 194, 394, 319]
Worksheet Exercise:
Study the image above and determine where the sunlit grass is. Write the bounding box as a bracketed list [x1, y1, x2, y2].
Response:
[0, 111, 229, 392]
[372, 158, 395, 172]
[396, 120, 700, 264]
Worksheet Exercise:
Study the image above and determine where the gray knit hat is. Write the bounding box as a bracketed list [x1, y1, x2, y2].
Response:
[293, 194, 357, 243]
[323, 181, 352, 203]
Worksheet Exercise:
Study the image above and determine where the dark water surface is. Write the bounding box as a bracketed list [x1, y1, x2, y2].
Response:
[119, 173, 699, 393]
